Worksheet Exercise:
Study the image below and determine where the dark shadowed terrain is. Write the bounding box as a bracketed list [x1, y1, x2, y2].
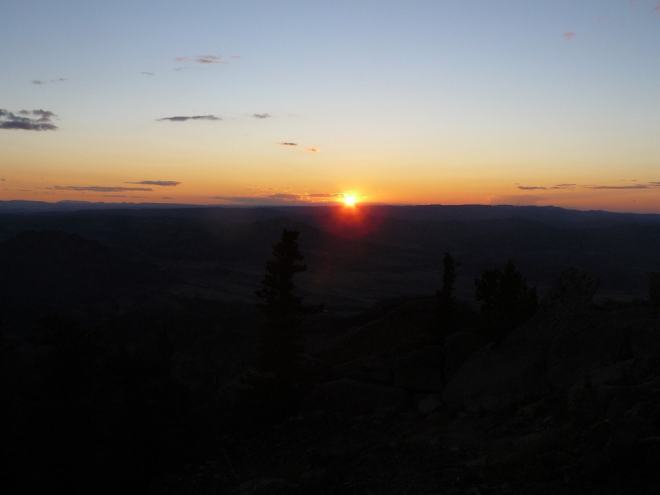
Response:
[2, 203, 660, 494]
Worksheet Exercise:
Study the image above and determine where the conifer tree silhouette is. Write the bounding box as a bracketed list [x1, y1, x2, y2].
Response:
[438, 252, 457, 313]
[649, 272, 660, 318]
[256, 229, 307, 380]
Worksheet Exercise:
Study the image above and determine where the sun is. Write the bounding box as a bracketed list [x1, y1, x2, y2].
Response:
[342, 193, 358, 207]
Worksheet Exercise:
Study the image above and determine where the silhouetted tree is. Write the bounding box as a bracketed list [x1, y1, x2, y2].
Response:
[437, 252, 457, 319]
[649, 272, 660, 318]
[475, 260, 537, 342]
[256, 229, 307, 380]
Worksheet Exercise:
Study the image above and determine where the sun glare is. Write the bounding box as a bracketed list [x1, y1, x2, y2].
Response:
[343, 193, 358, 207]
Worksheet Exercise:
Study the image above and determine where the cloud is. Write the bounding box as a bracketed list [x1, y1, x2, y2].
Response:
[157, 114, 221, 122]
[126, 180, 180, 187]
[516, 181, 660, 192]
[252, 113, 271, 119]
[196, 55, 223, 64]
[306, 147, 320, 153]
[585, 184, 651, 190]
[140, 71, 155, 76]
[31, 78, 67, 85]
[175, 54, 224, 64]
[213, 195, 294, 205]
[517, 185, 547, 191]
[0, 108, 57, 131]
[52, 185, 153, 192]
[308, 193, 343, 198]
[269, 193, 300, 201]
[102, 194, 146, 198]
[551, 183, 576, 190]
[214, 191, 344, 205]
[492, 194, 547, 205]
[563, 31, 577, 41]
[279, 142, 298, 146]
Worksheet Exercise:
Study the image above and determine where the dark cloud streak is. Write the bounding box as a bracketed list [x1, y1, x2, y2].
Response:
[53, 185, 152, 192]
[157, 115, 221, 122]
[126, 180, 181, 187]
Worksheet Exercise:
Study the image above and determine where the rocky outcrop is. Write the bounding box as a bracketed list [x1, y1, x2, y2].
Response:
[394, 346, 445, 392]
[304, 379, 407, 416]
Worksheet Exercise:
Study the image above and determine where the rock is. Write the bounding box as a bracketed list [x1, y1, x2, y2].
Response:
[333, 356, 392, 385]
[418, 394, 443, 415]
[394, 346, 444, 392]
[234, 477, 297, 495]
[304, 379, 407, 416]
[443, 341, 547, 412]
[444, 331, 484, 380]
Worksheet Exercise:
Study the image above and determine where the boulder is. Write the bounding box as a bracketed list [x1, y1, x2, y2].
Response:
[442, 341, 548, 412]
[304, 379, 407, 416]
[443, 331, 484, 380]
[333, 356, 392, 385]
[417, 394, 443, 415]
[394, 346, 444, 392]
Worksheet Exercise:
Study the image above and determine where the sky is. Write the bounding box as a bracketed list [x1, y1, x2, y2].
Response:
[2, 0, 660, 211]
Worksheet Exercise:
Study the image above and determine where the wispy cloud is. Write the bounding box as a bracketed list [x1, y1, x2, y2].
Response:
[140, 71, 155, 76]
[102, 194, 146, 199]
[517, 185, 547, 191]
[53, 185, 153, 192]
[197, 55, 223, 64]
[308, 193, 344, 198]
[551, 183, 576, 190]
[279, 142, 298, 146]
[585, 184, 652, 190]
[31, 78, 67, 85]
[563, 31, 577, 41]
[175, 54, 225, 64]
[492, 194, 547, 206]
[306, 147, 320, 153]
[269, 193, 300, 201]
[126, 180, 180, 187]
[157, 115, 221, 122]
[0, 109, 57, 131]
[252, 113, 271, 119]
[214, 191, 344, 205]
[513, 181, 660, 192]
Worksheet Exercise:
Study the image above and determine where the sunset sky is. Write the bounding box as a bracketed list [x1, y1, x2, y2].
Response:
[2, 0, 660, 211]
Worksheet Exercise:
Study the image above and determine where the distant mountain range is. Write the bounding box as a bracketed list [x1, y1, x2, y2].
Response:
[2, 200, 660, 223]
[1, 203, 660, 308]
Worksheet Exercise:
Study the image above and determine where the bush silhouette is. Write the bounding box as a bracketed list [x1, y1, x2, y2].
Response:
[475, 260, 537, 342]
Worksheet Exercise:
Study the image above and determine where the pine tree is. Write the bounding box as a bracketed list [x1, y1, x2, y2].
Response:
[256, 229, 307, 380]
[438, 252, 457, 315]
